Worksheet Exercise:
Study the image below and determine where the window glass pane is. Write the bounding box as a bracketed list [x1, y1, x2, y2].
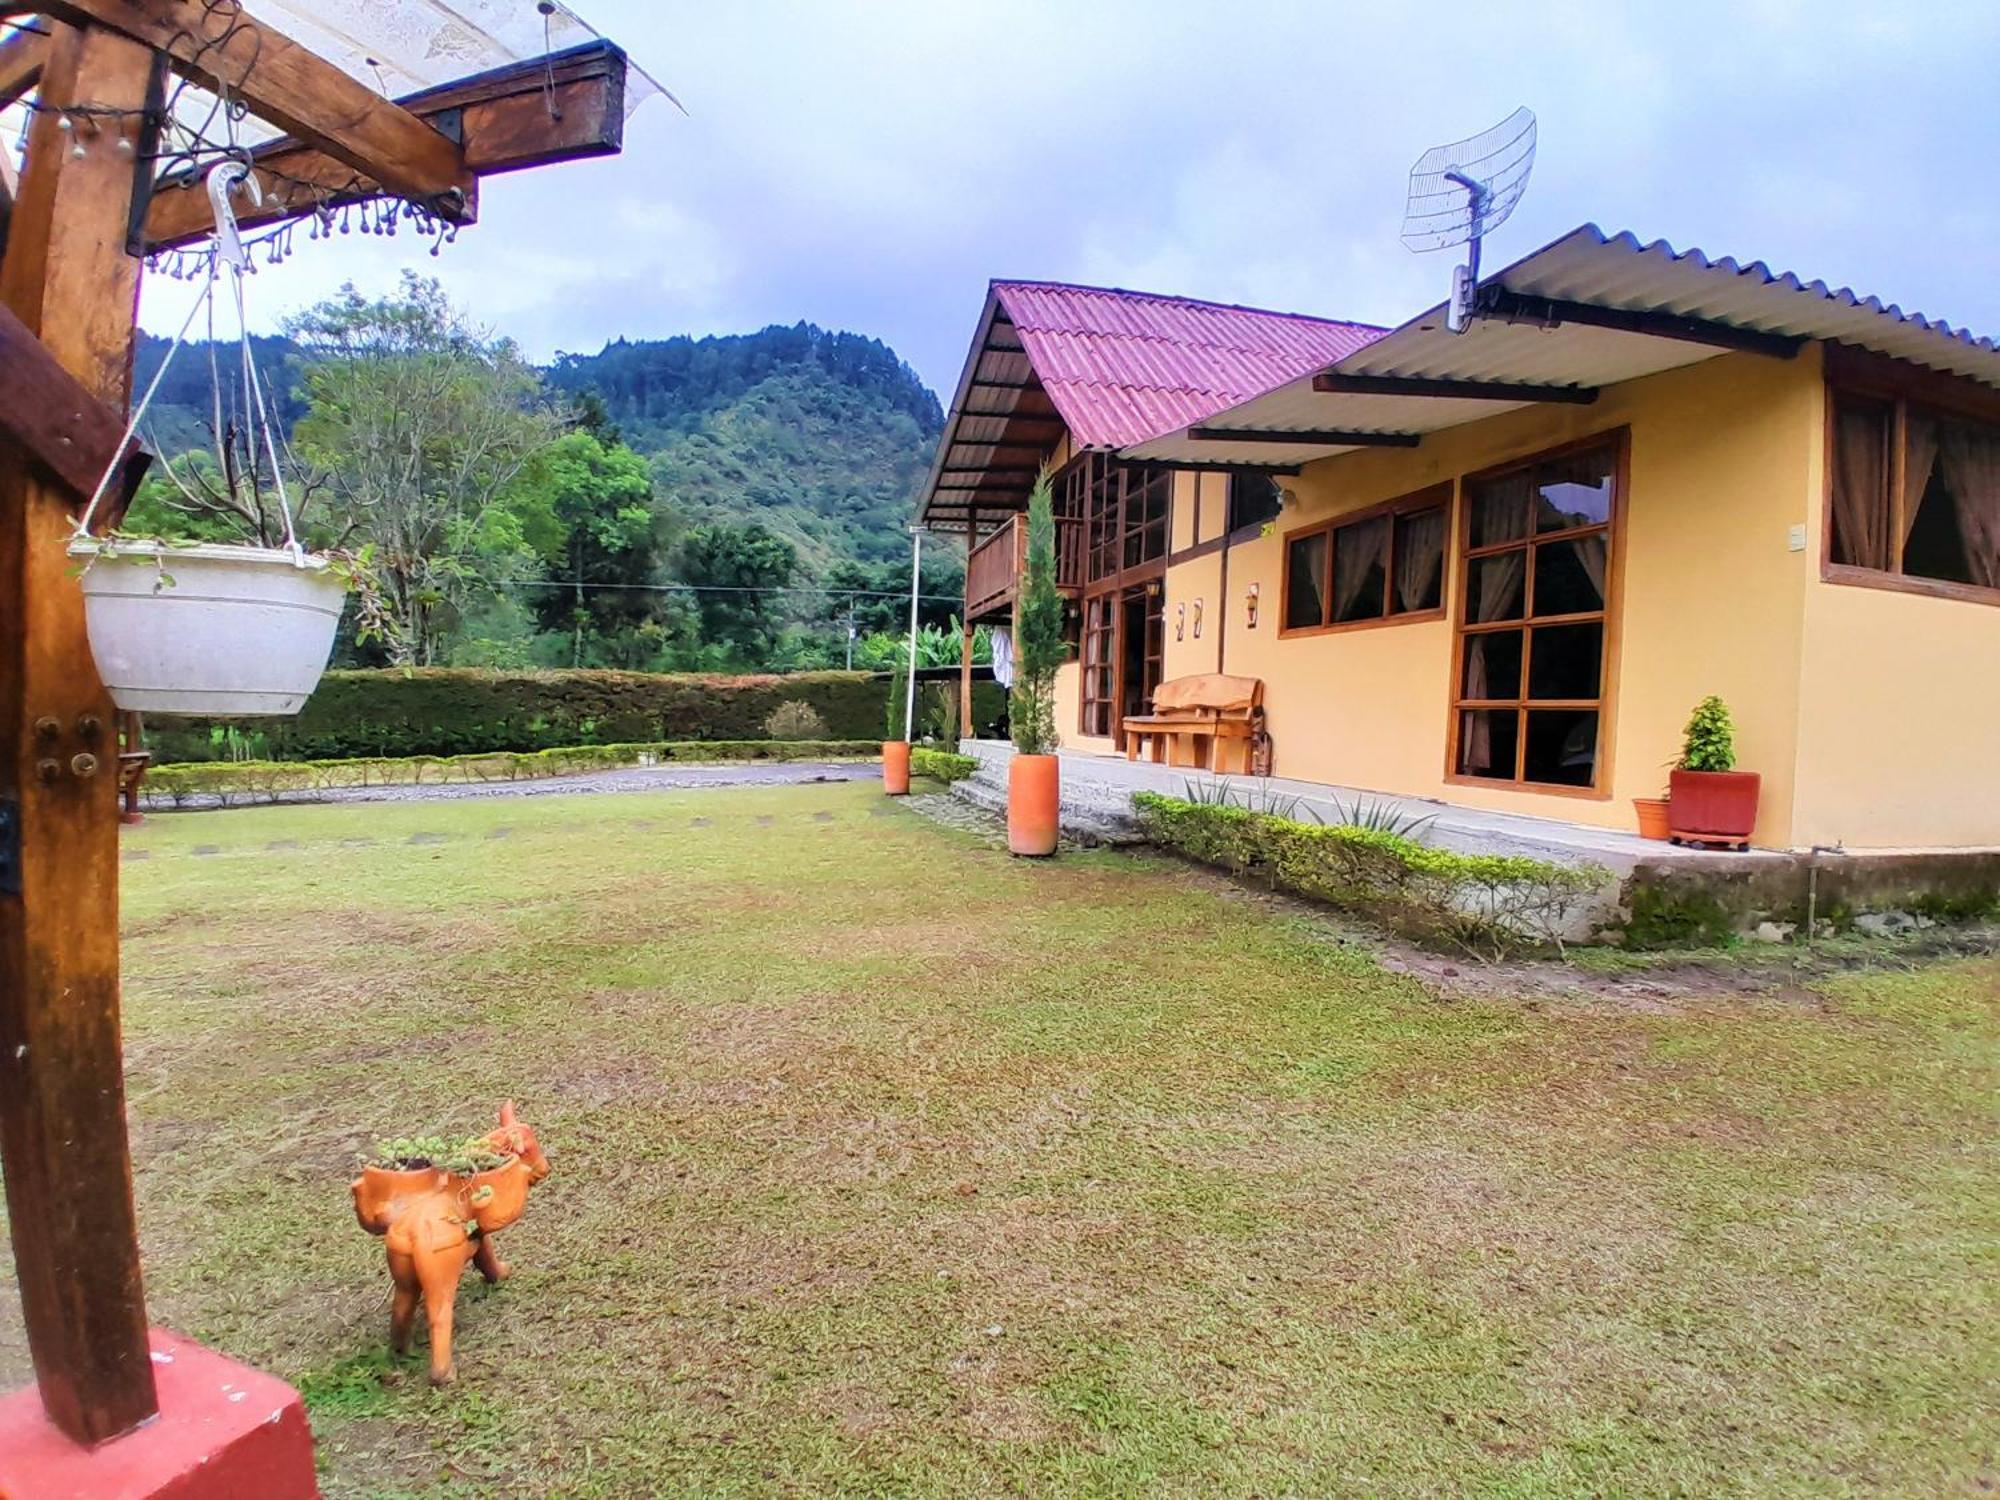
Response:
[1460, 629, 1522, 701]
[1228, 473, 1283, 534]
[1904, 414, 1997, 587]
[1468, 471, 1531, 547]
[1465, 553, 1525, 622]
[1331, 515, 1389, 622]
[1391, 507, 1447, 613]
[1285, 532, 1328, 629]
[1524, 709, 1599, 786]
[1527, 622, 1603, 700]
[1534, 448, 1615, 532]
[1457, 710, 1519, 779]
[1531, 537, 1607, 616]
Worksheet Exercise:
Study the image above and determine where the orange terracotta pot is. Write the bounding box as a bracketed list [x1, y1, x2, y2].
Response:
[352, 1163, 446, 1236]
[882, 739, 911, 796]
[466, 1155, 530, 1235]
[1007, 753, 1060, 857]
[1632, 797, 1671, 841]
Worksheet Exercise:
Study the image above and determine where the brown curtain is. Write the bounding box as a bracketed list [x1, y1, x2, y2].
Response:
[1938, 420, 2000, 588]
[1461, 552, 1524, 774]
[1332, 517, 1387, 619]
[1832, 401, 1892, 570]
[1576, 534, 1608, 602]
[1394, 508, 1447, 612]
[1901, 413, 1939, 554]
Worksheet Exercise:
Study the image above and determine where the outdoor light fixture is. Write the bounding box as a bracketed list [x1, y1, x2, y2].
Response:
[1175, 602, 1186, 640]
[1192, 599, 1204, 639]
[1246, 582, 1260, 629]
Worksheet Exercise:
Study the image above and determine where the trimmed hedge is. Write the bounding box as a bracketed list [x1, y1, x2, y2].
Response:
[910, 748, 977, 783]
[142, 740, 877, 808]
[1132, 791, 1606, 957]
[147, 669, 1009, 763]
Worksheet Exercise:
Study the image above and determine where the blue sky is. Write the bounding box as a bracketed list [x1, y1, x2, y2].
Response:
[138, 0, 2000, 397]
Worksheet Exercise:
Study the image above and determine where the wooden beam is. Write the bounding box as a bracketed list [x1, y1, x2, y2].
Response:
[0, 300, 150, 506]
[142, 42, 630, 250]
[43, 0, 473, 217]
[1155, 460, 1302, 476]
[0, 17, 158, 1447]
[1474, 286, 1805, 360]
[1311, 371, 1600, 404]
[0, 22, 45, 105]
[936, 465, 1040, 476]
[1187, 426, 1421, 448]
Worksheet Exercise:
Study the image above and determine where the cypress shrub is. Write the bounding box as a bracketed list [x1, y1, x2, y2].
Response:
[145, 669, 1010, 763]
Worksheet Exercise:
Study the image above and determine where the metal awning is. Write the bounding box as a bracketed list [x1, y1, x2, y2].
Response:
[1126, 224, 2000, 468]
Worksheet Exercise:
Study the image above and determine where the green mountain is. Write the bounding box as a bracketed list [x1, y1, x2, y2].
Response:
[132, 321, 946, 573]
[547, 324, 944, 569]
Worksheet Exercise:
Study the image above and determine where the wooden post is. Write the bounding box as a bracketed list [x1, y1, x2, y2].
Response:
[0, 19, 159, 1446]
[961, 516, 976, 737]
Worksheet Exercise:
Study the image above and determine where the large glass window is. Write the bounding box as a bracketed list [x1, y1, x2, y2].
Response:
[1453, 441, 1617, 789]
[1278, 486, 1449, 634]
[1061, 453, 1171, 585]
[1227, 472, 1284, 534]
[1831, 388, 1999, 594]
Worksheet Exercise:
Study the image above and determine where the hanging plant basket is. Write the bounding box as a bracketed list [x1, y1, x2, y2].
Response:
[70, 540, 347, 716]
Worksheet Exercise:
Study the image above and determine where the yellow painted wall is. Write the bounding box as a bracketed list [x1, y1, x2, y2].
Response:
[1187, 348, 1825, 846]
[1794, 582, 2000, 849]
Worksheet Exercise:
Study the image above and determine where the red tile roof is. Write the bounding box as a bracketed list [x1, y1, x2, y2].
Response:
[991, 281, 1386, 449]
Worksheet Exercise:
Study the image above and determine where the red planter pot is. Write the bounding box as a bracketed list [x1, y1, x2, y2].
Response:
[881, 740, 910, 796]
[1007, 754, 1060, 857]
[1668, 769, 1761, 849]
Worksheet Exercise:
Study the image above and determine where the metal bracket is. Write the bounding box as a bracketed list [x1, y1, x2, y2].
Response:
[0, 797, 19, 896]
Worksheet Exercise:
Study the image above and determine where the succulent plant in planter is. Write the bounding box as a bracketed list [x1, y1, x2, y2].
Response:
[1668, 695, 1761, 849]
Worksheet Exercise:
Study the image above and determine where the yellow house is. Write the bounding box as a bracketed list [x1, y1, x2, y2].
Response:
[919, 227, 2000, 854]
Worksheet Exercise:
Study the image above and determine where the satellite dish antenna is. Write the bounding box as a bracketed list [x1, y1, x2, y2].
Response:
[1401, 107, 1537, 333]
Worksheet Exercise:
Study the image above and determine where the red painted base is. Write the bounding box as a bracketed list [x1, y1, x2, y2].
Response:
[0, 1331, 318, 1500]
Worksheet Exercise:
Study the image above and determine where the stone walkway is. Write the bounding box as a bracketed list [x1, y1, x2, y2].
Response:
[143, 760, 876, 812]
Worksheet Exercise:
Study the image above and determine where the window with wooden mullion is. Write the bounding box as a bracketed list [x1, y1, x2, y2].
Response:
[1280, 489, 1448, 634]
[1453, 441, 1617, 790]
[1079, 593, 1116, 737]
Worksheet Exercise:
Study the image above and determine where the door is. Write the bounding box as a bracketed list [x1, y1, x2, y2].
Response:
[1115, 584, 1164, 749]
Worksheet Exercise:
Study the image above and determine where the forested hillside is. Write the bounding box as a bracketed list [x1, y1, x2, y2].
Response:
[136, 321, 945, 572]
[547, 325, 943, 568]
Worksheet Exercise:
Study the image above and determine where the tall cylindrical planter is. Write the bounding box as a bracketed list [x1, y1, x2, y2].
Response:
[1007, 753, 1059, 857]
[881, 740, 911, 796]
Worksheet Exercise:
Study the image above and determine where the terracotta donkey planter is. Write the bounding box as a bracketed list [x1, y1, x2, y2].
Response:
[351, 1102, 551, 1385]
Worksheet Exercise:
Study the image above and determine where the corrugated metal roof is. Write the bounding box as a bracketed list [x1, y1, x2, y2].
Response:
[1127, 224, 2000, 468]
[991, 282, 1383, 449]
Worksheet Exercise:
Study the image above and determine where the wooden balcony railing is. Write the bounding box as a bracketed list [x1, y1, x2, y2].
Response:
[964, 514, 1084, 621]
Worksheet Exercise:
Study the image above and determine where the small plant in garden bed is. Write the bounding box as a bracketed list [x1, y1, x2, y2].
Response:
[1133, 789, 1605, 958]
[365, 1135, 511, 1175]
[911, 747, 977, 783]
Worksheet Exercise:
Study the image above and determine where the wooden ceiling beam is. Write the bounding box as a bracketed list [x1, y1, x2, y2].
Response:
[1474, 286, 1805, 360]
[142, 42, 629, 250]
[1311, 371, 1600, 404]
[1187, 426, 1420, 448]
[0, 299, 149, 506]
[0, 22, 45, 105]
[43, 0, 474, 217]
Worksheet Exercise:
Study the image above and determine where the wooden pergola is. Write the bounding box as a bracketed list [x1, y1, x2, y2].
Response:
[0, 0, 639, 1458]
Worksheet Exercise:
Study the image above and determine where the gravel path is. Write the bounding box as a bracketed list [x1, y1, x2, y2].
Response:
[146, 760, 877, 811]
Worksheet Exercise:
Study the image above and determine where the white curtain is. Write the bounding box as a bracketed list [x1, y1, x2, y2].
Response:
[990, 627, 1014, 689]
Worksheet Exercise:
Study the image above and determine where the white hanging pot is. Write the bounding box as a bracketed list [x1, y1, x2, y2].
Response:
[69, 540, 347, 716]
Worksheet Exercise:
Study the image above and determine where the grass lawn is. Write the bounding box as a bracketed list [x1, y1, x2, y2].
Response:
[1, 780, 1994, 1497]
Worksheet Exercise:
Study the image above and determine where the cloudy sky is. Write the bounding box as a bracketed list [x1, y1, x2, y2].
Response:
[139, 0, 2000, 396]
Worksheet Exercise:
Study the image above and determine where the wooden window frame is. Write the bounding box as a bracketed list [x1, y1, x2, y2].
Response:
[1276, 483, 1452, 639]
[1078, 592, 1116, 738]
[1061, 450, 1173, 590]
[1444, 430, 1628, 800]
[1822, 344, 2000, 609]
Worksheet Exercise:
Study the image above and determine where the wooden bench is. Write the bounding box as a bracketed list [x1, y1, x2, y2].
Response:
[1122, 674, 1265, 774]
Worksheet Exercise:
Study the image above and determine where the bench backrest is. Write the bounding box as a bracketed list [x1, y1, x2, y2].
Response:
[1150, 673, 1263, 717]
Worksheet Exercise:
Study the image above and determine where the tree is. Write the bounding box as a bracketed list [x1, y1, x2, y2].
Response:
[286, 273, 562, 665]
[1011, 470, 1064, 755]
[522, 429, 668, 667]
[674, 522, 798, 665]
